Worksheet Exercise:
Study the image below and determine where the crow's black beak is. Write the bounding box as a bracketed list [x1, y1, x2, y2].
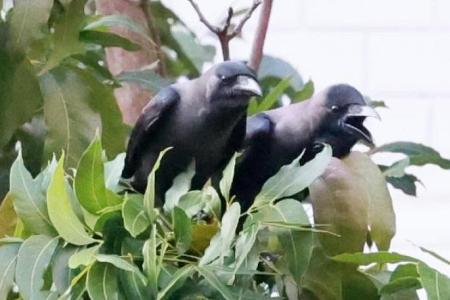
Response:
[342, 104, 379, 147]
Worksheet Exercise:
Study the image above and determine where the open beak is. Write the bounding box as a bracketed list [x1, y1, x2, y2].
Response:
[232, 75, 262, 97]
[342, 104, 380, 147]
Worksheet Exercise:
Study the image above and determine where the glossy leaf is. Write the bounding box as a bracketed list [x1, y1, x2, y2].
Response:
[47, 154, 96, 245]
[143, 225, 159, 297]
[9, 152, 55, 235]
[104, 153, 126, 193]
[7, 0, 53, 52]
[256, 144, 332, 207]
[220, 153, 239, 202]
[164, 160, 195, 213]
[293, 80, 314, 102]
[15, 235, 59, 300]
[51, 245, 79, 295]
[417, 262, 450, 300]
[343, 152, 396, 250]
[372, 142, 450, 169]
[68, 244, 102, 269]
[310, 157, 369, 255]
[80, 30, 141, 51]
[86, 262, 119, 300]
[196, 267, 235, 300]
[157, 265, 195, 300]
[332, 252, 417, 265]
[144, 148, 171, 221]
[41, 0, 86, 73]
[173, 207, 192, 254]
[95, 254, 146, 284]
[117, 69, 171, 93]
[0, 193, 17, 237]
[122, 194, 149, 237]
[119, 270, 149, 300]
[75, 135, 109, 214]
[0, 53, 43, 149]
[0, 243, 20, 300]
[249, 77, 291, 115]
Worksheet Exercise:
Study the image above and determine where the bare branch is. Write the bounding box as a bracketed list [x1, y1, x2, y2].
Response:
[187, 0, 262, 61]
[249, 0, 273, 71]
[229, 0, 262, 39]
[187, 0, 220, 33]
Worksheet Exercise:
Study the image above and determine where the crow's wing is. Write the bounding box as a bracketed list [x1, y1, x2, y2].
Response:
[244, 112, 273, 147]
[122, 87, 180, 178]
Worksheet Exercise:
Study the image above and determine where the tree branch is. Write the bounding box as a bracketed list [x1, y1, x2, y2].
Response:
[248, 0, 273, 72]
[187, 0, 262, 61]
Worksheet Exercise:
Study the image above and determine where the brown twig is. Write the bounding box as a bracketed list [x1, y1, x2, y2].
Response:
[187, 0, 262, 61]
[248, 0, 273, 72]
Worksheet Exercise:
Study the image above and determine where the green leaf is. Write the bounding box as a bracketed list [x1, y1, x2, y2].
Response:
[95, 254, 147, 284]
[40, 66, 99, 168]
[41, 0, 87, 73]
[232, 224, 259, 280]
[173, 207, 192, 254]
[332, 252, 417, 265]
[10, 152, 55, 235]
[220, 202, 240, 261]
[0, 243, 20, 300]
[164, 160, 195, 213]
[86, 262, 119, 300]
[372, 142, 450, 169]
[0, 53, 43, 149]
[382, 158, 410, 178]
[79, 30, 141, 51]
[293, 79, 314, 102]
[249, 199, 312, 281]
[68, 244, 102, 269]
[380, 278, 421, 295]
[144, 148, 171, 221]
[196, 267, 235, 300]
[104, 153, 125, 193]
[122, 194, 150, 238]
[47, 153, 97, 245]
[15, 235, 59, 300]
[75, 135, 109, 214]
[258, 55, 304, 90]
[117, 69, 171, 92]
[143, 225, 159, 297]
[256, 77, 292, 112]
[119, 270, 149, 300]
[391, 263, 420, 281]
[256, 144, 332, 207]
[7, 0, 53, 52]
[343, 152, 396, 250]
[418, 246, 450, 265]
[170, 24, 215, 73]
[84, 15, 151, 43]
[51, 245, 80, 295]
[417, 262, 450, 300]
[310, 157, 370, 255]
[219, 153, 239, 202]
[157, 265, 195, 300]
[385, 174, 420, 196]
[0, 193, 17, 238]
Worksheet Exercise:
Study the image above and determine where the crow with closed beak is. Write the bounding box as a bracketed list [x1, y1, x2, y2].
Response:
[231, 84, 380, 212]
[122, 61, 262, 205]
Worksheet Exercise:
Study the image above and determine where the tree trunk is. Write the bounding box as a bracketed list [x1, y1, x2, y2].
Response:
[95, 0, 162, 125]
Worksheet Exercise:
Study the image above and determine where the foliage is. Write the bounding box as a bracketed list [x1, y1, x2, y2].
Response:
[2, 1, 450, 300]
[1, 137, 449, 299]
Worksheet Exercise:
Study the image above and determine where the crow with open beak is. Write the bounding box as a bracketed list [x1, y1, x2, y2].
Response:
[231, 84, 380, 212]
[122, 61, 262, 205]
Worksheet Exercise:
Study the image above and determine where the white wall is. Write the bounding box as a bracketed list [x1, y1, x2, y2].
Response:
[164, 0, 450, 275]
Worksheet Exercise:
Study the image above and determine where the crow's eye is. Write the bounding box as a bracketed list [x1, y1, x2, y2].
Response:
[331, 105, 339, 112]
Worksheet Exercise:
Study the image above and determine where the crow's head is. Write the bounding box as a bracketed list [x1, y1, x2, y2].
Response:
[314, 84, 379, 156]
[204, 61, 262, 107]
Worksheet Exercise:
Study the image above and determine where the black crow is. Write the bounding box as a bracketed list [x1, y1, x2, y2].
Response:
[231, 84, 379, 212]
[122, 61, 262, 205]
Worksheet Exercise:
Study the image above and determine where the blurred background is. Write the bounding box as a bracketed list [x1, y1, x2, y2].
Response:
[162, 0, 450, 274]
